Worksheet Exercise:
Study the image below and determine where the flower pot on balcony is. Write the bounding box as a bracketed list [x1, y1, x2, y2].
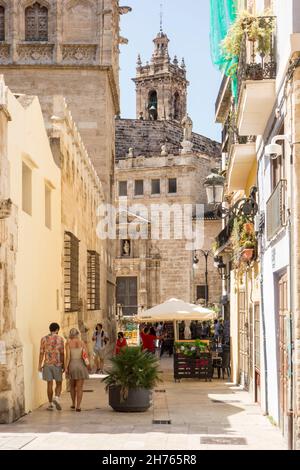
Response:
[241, 248, 254, 262]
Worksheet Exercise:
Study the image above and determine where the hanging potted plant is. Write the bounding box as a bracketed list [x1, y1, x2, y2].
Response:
[241, 240, 255, 262]
[102, 346, 161, 412]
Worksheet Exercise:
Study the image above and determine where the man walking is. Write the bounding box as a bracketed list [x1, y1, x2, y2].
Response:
[92, 323, 109, 374]
[38, 323, 65, 411]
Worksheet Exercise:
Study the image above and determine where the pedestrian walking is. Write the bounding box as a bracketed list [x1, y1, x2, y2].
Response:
[38, 322, 65, 411]
[115, 332, 127, 355]
[140, 326, 157, 354]
[65, 328, 90, 412]
[92, 323, 109, 373]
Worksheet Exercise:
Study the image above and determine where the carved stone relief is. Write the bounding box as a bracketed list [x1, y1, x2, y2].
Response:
[0, 44, 10, 64]
[17, 43, 54, 64]
[61, 44, 97, 65]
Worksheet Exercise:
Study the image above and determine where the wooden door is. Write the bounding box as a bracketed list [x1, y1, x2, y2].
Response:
[239, 291, 249, 389]
[254, 303, 261, 404]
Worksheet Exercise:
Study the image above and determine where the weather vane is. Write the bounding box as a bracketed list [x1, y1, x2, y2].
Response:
[160, 2, 163, 33]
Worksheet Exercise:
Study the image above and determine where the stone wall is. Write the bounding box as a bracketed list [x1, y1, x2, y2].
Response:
[116, 119, 221, 160]
[49, 98, 116, 360]
[0, 78, 24, 423]
[115, 147, 222, 311]
[0, 0, 123, 196]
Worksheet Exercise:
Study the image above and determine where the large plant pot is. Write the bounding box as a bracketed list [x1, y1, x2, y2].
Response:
[108, 385, 152, 412]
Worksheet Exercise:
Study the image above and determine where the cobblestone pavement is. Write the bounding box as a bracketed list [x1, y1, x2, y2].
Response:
[0, 358, 286, 450]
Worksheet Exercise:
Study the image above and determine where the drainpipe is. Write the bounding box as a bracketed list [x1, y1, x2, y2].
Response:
[257, 161, 268, 415]
[259, 230, 269, 416]
[287, 210, 294, 450]
[287, 82, 295, 451]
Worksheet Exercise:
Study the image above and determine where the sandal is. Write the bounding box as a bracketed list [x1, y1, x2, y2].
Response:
[76, 408, 81, 412]
[70, 406, 75, 410]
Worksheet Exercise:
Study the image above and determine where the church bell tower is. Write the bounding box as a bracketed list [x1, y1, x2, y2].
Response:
[133, 29, 189, 122]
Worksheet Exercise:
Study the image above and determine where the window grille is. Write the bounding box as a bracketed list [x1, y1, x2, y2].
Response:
[0, 6, 5, 41]
[116, 277, 138, 316]
[151, 179, 160, 195]
[266, 180, 287, 241]
[168, 178, 177, 194]
[87, 251, 100, 310]
[64, 232, 79, 312]
[134, 180, 144, 196]
[25, 2, 48, 42]
[119, 181, 127, 197]
[196, 285, 208, 302]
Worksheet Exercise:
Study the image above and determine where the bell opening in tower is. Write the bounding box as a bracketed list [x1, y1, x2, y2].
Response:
[173, 92, 181, 121]
[148, 90, 158, 120]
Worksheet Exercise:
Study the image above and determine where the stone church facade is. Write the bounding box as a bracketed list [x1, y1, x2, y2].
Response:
[0, 1, 129, 421]
[115, 31, 222, 315]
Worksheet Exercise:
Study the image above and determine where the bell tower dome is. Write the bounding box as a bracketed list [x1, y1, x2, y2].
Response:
[133, 30, 189, 122]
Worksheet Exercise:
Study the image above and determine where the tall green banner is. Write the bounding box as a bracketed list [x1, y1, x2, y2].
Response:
[210, 0, 238, 97]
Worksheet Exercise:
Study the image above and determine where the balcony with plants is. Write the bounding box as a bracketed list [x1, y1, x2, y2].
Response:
[222, 12, 277, 136]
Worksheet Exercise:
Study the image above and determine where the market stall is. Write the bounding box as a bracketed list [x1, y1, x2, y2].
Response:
[134, 298, 217, 381]
[135, 298, 216, 340]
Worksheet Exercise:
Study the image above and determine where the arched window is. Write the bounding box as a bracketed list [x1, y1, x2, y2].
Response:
[148, 90, 158, 121]
[25, 2, 48, 42]
[0, 6, 5, 42]
[174, 92, 180, 121]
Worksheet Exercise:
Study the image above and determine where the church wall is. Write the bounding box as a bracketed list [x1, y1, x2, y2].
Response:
[116, 119, 220, 160]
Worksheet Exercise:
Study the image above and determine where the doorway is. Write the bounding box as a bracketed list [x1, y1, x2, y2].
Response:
[278, 271, 288, 437]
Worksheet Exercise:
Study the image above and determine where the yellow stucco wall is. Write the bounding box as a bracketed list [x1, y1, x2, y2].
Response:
[7, 91, 62, 412]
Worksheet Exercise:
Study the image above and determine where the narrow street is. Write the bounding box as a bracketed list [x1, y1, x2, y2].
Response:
[0, 358, 286, 451]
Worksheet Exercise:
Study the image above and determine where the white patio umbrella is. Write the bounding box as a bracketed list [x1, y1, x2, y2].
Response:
[134, 298, 216, 340]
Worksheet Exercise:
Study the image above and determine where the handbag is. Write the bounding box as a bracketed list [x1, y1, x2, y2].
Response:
[82, 348, 90, 367]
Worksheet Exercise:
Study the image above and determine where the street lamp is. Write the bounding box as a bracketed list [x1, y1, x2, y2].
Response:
[204, 169, 258, 221]
[214, 256, 230, 281]
[193, 250, 213, 306]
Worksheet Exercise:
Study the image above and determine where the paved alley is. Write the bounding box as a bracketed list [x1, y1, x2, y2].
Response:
[0, 358, 286, 450]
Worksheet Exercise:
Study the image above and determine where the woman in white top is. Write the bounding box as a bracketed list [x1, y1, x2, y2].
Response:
[65, 328, 90, 412]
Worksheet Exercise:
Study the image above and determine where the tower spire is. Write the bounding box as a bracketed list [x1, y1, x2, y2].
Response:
[160, 3, 163, 33]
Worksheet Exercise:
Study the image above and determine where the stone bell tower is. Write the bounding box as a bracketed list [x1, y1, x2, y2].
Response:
[133, 29, 189, 122]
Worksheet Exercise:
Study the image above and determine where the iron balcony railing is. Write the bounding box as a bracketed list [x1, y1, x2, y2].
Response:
[215, 217, 235, 251]
[221, 108, 255, 165]
[266, 180, 287, 241]
[215, 75, 231, 117]
[237, 16, 277, 97]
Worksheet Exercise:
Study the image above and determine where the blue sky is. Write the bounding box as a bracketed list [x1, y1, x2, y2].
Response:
[119, 0, 222, 142]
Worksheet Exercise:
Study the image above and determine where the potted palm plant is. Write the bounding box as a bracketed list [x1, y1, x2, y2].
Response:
[102, 346, 161, 412]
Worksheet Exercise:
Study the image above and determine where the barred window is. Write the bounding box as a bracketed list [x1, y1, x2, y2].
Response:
[25, 2, 48, 42]
[116, 277, 138, 316]
[119, 181, 127, 197]
[168, 178, 177, 194]
[0, 6, 4, 42]
[87, 251, 100, 311]
[64, 232, 79, 312]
